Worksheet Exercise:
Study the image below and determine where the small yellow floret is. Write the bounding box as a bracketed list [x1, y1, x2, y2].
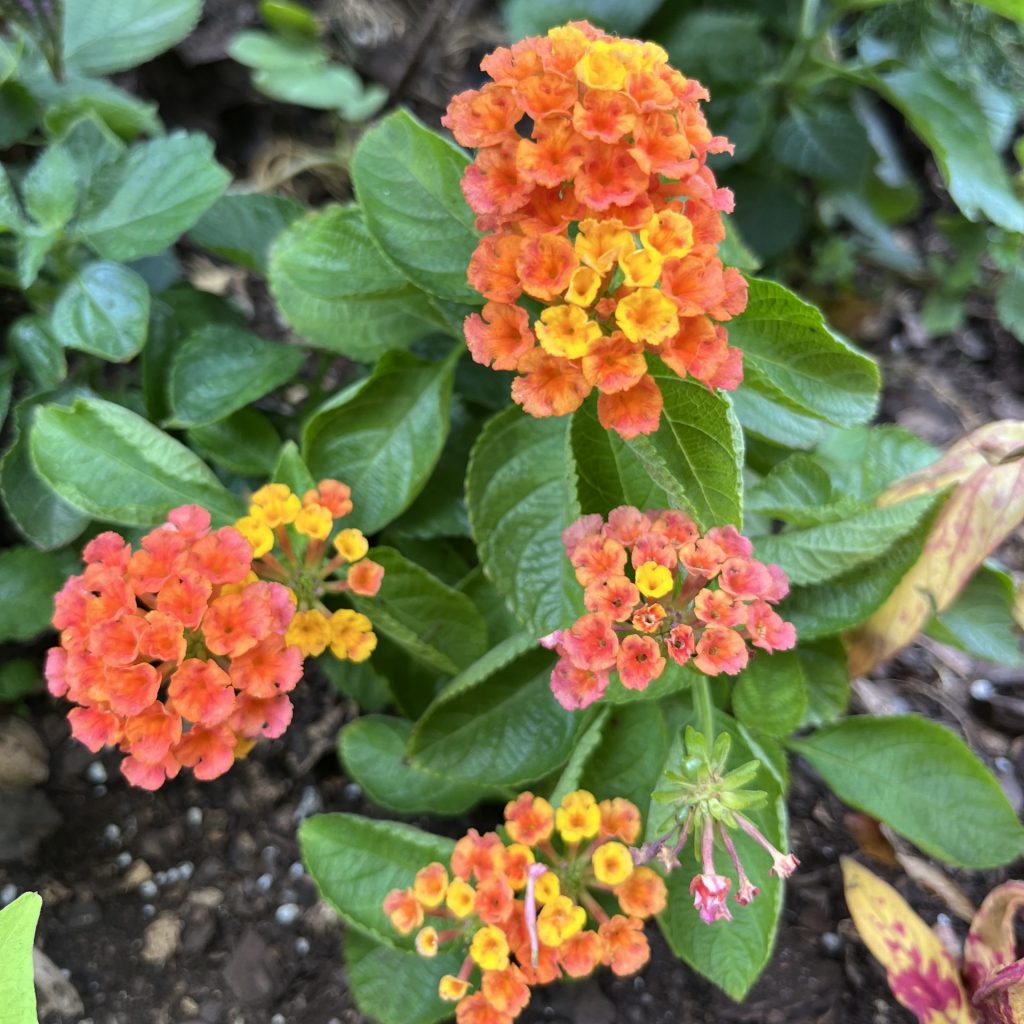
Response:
[235, 515, 274, 558]
[565, 266, 602, 307]
[333, 527, 369, 563]
[415, 926, 439, 958]
[556, 790, 601, 843]
[635, 560, 674, 599]
[535, 304, 603, 359]
[592, 841, 634, 886]
[640, 210, 694, 260]
[329, 609, 376, 662]
[294, 502, 333, 540]
[615, 287, 679, 346]
[284, 609, 332, 657]
[446, 878, 476, 918]
[619, 248, 662, 288]
[534, 871, 561, 905]
[576, 41, 627, 90]
[470, 925, 509, 971]
[536, 895, 586, 947]
[439, 975, 470, 1001]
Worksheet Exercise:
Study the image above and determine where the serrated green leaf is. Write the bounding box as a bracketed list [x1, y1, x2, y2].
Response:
[790, 716, 1024, 868]
[549, 706, 610, 806]
[253, 64, 387, 120]
[339, 716, 493, 815]
[63, 0, 201, 75]
[728, 279, 880, 427]
[303, 349, 456, 534]
[186, 409, 282, 477]
[753, 493, 936, 586]
[996, 264, 1024, 343]
[773, 104, 871, 184]
[188, 192, 305, 274]
[467, 408, 581, 635]
[747, 453, 868, 526]
[624, 367, 744, 529]
[571, 394, 670, 515]
[928, 565, 1023, 666]
[351, 109, 481, 304]
[22, 142, 78, 228]
[8, 316, 66, 391]
[30, 397, 242, 526]
[299, 813, 453, 949]
[796, 638, 851, 727]
[76, 132, 230, 261]
[167, 324, 304, 427]
[51, 261, 150, 362]
[410, 646, 580, 788]
[269, 204, 444, 360]
[351, 547, 487, 675]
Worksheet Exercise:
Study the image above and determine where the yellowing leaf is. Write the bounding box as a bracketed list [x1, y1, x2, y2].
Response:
[846, 422, 1024, 675]
[842, 857, 975, 1024]
[964, 881, 1024, 1024]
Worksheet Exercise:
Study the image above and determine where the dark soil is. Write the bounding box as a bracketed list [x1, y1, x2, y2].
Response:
[3, 1, 1023, 1023]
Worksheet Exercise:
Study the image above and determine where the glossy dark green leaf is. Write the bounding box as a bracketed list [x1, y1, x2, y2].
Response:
[188, 192, 305, 273]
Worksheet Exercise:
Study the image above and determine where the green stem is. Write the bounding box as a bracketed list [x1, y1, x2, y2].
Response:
[692, 673, 715, 750]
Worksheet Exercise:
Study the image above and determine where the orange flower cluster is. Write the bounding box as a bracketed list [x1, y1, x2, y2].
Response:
[233, 481, 384, 663]
[444, 21, 746, 439]
[45, 506, 302, 790]
[545, 506, 796, 709]
[383, 790, 666, 1023]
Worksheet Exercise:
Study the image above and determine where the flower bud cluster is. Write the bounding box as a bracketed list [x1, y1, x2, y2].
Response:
[383, 790, 667, 1023]
[234, 480, 384, 662]
[545, 506, 796, 710]
[444, 21, 747, 439]
[45, 505, 301, 789]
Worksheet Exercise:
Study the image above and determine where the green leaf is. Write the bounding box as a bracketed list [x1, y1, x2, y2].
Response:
[655, 715, 787, 1000]
[269, 204, 444, 360]
[30, 397, 242, 526]
[813, 425, 938, 502]
[319, 655, 391, 712]
[731, 380, 827, 449]
[0, 165, 24, 233]
[167, 324, 304, 427]
[252, 65, 388, 120]
[505, 0, 663, 37]
[345, 931, 464, 1024]
[351, 547, 487, 676]
[779, 516, 933, 640]
[0, 0, 62, 76]
[339, 716, 493, 815]
[571, 394, 670, 515]
[409, 646, 580, 788]
[56, 110, 126, 180]
[273, 439, 316, 495]
[76, 132, 230, 261]
[549, 706, 610, 805]
[63, 0, 201, 75]
[928, 566, 1023, 666]
[351, 109, 481, 304]
[772, 104, 871, 184]
[40, 77, 160, 140]
[0, 892, 42, 1024]
[874, 63, 1024, 232]
[796, 638, 851, 728]
[22, 143, 79, 228]
[996, 264, 1024, 343]
[624, 367, 744, 529]
[8, 316, 66, 391]
[1, 399, 91, 550]
[0, 658, 42, 703]
[580, 702, 669, 812]
[228, 29, 319, 70]
[186, 408, 282, 477]
[188, 192, 305, 274]
[0, 546, 76, 643]
[0, 81, 40, 149]
[732, 651, 808, 739]
[16, 223, 59, 288]
[0, 360, 12, 430]
[747, 453, 867, 526]
[467, 408, 580, 635]
[51, 261, 150, 362]
[660, 11, 770, 89]
[752, 494, 937, 587]
[303, 349, 456, 534]
[299, 813, 453, 948]
[790, 716, 1024, 868]
[728, 279, 880, 427]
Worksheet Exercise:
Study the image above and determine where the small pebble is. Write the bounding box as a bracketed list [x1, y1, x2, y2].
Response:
[256, 873, 274, 893]
[179, 862, 194, 880]
[155, 871, 169, 886]
[142, 904, 156, 919]
[93, 785, 107, 797]
[275, 902, 300, 925]
[271, 1015, 286, 1024]
[123, 815, 138, 838]
[185, 807, 203, 828]
[0, 884, 18, 906]
[261, 844, 279, 864]
[115, 852, 132, 869]
[139, 880, 158, 900]
[821, 931, 843, 955]
[971, 678, 995, 700]
[103, 824, 121, 844]
[995, 756, 1013, 773]
[288, 861, 304, 880]
[86, 762, 107, 784]
[165, 868, 182, 885]
[295, 937, 310, 955]
[292, 785, 323, 822]
[343, 783, 362, 802]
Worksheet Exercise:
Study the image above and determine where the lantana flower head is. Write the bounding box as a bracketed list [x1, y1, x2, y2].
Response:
[234, 480, 384, 664]
[46, 506, 302, 789]
[383, 789, 667, 1022]
[445, 22, 747, 439]
[546, 506, 795, 710]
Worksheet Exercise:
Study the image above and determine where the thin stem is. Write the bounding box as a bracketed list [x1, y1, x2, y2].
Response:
[692, 673, 715, 751]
